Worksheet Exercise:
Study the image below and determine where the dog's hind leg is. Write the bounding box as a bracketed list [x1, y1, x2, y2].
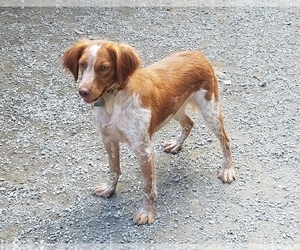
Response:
[163, 111, 194, 154]
[195, 89, 236, 183]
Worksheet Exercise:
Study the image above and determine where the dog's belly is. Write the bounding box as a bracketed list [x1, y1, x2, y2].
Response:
[152, 114, 174, 133]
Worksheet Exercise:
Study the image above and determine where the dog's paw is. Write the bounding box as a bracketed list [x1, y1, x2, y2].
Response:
[218, 168, 236, 184]
[133, 207, 154, 225]
[163, 140, 182, 154]
[93, 183, 115, 198]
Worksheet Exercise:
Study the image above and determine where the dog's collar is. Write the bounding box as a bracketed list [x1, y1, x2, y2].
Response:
[107, 84, 122, 93]
[93, 84, 121, 108]
[94, 98, 105, 107]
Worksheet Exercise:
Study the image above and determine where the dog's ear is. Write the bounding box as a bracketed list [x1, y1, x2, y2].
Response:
[109, 43, 141, 88]
[62, 40, 90, 81]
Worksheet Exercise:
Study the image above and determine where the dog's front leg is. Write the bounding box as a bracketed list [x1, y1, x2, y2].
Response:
[132, 139, 157, 225]
[93, 137, 121, 198]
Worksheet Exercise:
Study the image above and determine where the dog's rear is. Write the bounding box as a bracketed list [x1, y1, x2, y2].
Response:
[139, 51, 235, 182]
[63, 40, 235, 225]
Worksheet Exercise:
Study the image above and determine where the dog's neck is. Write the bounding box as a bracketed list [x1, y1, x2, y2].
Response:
[106, 83, 122, 94]
[93, 82, 122, 108]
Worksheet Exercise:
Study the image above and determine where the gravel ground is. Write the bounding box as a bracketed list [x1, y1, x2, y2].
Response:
[0, 6, 299, 247]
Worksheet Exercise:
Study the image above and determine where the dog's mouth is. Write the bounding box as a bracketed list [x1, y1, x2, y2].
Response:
[83, 86, 108, 104]
[84, 94, 102, 104]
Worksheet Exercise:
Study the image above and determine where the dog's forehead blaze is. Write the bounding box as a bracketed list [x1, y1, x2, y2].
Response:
[78, 44, 100, 64]
[80, 43, 113, 68]
[89, 44, 101, 57]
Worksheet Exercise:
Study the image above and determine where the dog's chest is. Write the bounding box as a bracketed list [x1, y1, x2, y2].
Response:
[92, 94, 151, 142]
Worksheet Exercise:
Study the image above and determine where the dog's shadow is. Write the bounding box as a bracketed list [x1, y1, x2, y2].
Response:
[35, 143, 221, 244]
[51, 122, 222, 243]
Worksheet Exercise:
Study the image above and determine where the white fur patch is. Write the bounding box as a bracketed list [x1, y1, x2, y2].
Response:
[79, 44, 101, 88]
[93, 91, 151, 148]
[194, 89, 221, 132]
[89, 44, 101, 60]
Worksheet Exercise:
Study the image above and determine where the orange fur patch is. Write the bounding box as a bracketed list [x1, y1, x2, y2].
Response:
[125, 51, 219, 135]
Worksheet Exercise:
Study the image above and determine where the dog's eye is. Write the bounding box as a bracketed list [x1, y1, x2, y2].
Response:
[99, 65, 109, 71]
[79, 62, 86, 69]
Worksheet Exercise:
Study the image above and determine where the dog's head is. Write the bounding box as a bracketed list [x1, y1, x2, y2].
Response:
[62, 40, 141, 104]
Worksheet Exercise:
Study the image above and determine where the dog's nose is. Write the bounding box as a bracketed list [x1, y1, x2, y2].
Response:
[79, 88, 90, 98]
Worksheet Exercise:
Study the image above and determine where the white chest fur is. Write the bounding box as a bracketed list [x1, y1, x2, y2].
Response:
[92, 92, 151, 143]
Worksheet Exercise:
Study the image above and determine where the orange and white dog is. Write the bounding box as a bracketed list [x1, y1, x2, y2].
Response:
[63, 40, 236, 225]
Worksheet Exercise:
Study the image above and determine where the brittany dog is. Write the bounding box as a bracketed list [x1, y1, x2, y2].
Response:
[62, 39, 236, 225]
